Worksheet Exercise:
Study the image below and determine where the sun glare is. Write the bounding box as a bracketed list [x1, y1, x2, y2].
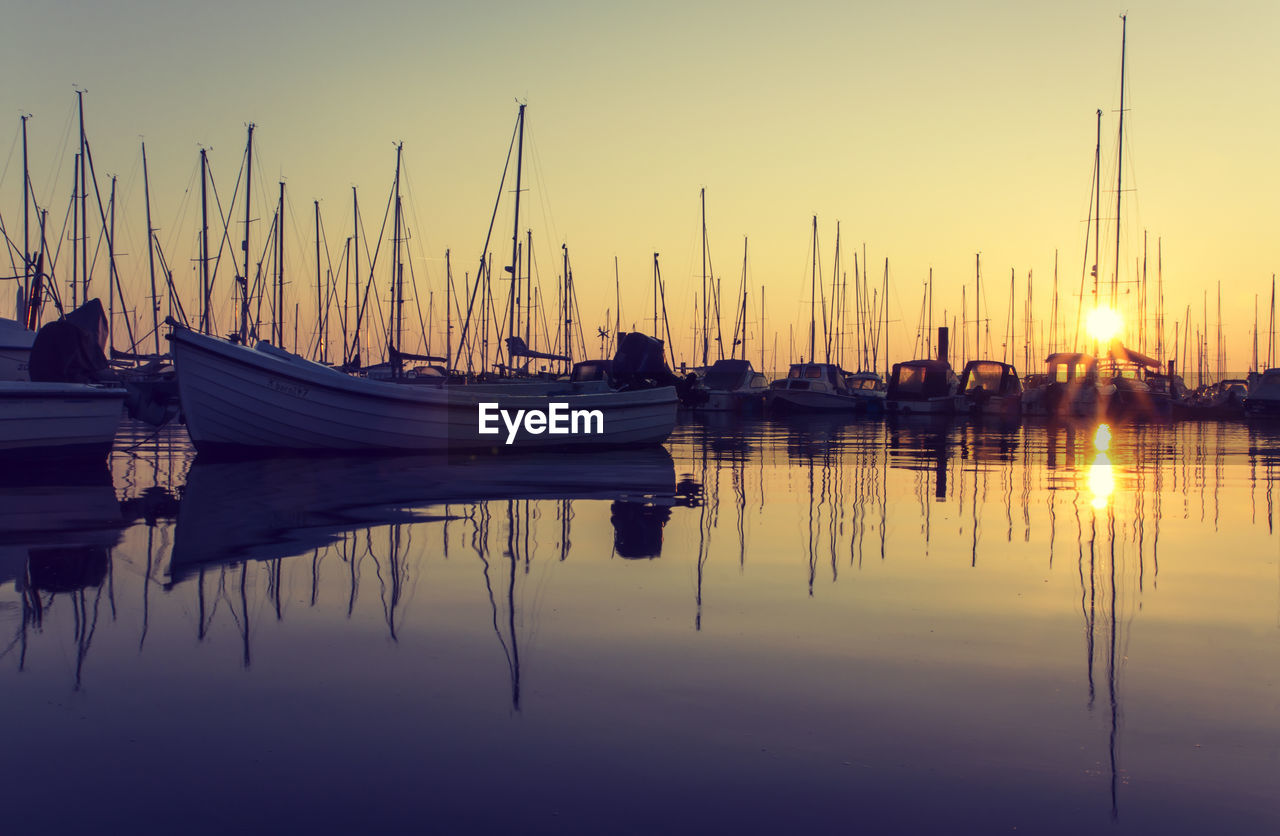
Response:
[1093, 423, 1112, 452]
[1085, 307, 1124, 343]
[1089, 454, 1114, 510]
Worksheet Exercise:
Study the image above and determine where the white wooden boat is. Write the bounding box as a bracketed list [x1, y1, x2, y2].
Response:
[0, 381, 125, 458]
[168, 327, 678, 454]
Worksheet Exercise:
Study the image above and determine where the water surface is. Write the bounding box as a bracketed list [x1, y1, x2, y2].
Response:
[3, 416, 1277, 834]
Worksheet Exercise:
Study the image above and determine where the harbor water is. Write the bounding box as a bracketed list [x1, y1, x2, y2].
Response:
[2, 416, 1277, 834]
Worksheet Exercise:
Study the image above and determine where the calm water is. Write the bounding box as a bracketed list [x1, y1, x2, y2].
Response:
[3, 416, 1277, 834]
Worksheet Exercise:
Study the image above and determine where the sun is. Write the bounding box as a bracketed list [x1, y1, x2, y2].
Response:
[1085, 307, 1124, 343]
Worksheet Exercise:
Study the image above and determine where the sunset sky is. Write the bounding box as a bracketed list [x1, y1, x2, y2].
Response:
[4, 0, 1278, 373]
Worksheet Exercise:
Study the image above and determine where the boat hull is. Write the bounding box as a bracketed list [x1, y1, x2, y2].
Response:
[885, 396, 960, 415]
[0, 382, 125, 459]
[169, 329, 678, 454]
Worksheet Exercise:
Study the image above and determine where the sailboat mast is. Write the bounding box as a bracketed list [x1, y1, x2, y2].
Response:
[200, 148, 210, 333]
[527, 228, 534, 348]
[809, 215, 817, 362]
[240, 124, 254, 344]
[107, 176, 115, 352]
[701, 188, 709, 366]
[78, 90, 88, 306]
[1113, 14, 1127, 309]
[975, 253, 981, 360]
[507, 103, 526, 373]
[277, 181, 285, 346]
[314, 200, 322, 362]
[142, 142, 161, 356]
[1094, 108, 1102, 302]
[445, 249, 453, 371]
[21, 114, 30, 319]
[352, 186, 360, 363]
[883, 258, 889, 380]
[392, 143, 403, 357]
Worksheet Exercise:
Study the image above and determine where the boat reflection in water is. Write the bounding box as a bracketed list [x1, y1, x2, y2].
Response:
[164, 446, 695, 699]
[0, 463, 125, 690]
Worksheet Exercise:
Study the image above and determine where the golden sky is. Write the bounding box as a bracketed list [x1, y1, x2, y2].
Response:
[4, 0, 1278, 374]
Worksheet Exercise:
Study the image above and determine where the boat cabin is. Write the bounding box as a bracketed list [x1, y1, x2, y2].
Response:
[703, 358, 768, 393]
[844, 371, 885, 392]
[887, 359, 957, 401]
[774, 363, 847, 393]
[1044, 353, 1100, 383]
[959, 360, 1022, 397]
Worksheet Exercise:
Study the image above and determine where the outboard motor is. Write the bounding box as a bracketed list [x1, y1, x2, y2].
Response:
[611, 332, 705, 406]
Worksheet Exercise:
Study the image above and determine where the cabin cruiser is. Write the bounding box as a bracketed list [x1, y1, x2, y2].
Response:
[843, 370, 887, 412]
[1245, 368, 1280, 418]
[1022, 353, 1114, 419]
[1102, 344, 1172, 420]
[767, 362, 880, 413]
[1177, 377, 1245, 420]
[885, 359, 961, 415]
[959, 360, 1022, 418]
[692, 358, 769, 413]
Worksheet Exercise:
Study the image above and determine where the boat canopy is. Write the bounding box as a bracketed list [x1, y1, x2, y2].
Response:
[1105, 343, 1159, 368]
[888, 359, 953, 399]
[960, 360, 1021, 395]
[704, 358, 754, 391]
[787, 363, 843, 386]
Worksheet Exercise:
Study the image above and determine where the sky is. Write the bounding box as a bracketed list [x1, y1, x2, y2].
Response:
[3, 0, 1278, 374]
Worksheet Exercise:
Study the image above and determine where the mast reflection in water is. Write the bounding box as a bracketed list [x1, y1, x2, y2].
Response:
[0, 418, 1276, 834]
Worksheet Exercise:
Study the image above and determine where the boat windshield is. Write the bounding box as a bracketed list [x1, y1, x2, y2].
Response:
[964, 363, 1005, 394]
[895, 365, 929, 394]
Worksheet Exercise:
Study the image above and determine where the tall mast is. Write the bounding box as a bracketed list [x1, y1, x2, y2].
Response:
[809, 215, 817, 362]
[21, 114, 30, 321]
[200, 148, 210, 333]
[975, 253, 981, 360]
[276, 181, 285, 346]
[507, 103, 526, 373]
[352, 186, 359, 363]
[391, 142, 403, 358]
[314, 200, 322, 361]
[72, 151, 79, 309]
[1113, 14, 1127, 309]
[652, 252, 659, 337]
[107, 175, 116, 352]
[701, 188, 709, 366]
[240, 123, 255, 344]
[1094, 108, 1102, 303]
[527, 229, 535, 348]
[78, 90, 88, 306]
[883, 258, 889, 379]
[445, 249, 453, 371]
[142, 142, 161, 356]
